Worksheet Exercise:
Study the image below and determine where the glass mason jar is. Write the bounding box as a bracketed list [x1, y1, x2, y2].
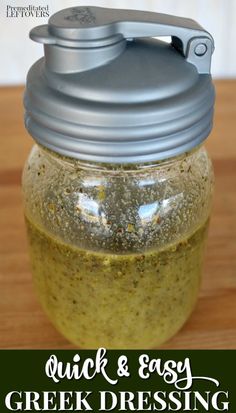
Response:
[22, 144, 213, 348]
[23, 6, 215, 348]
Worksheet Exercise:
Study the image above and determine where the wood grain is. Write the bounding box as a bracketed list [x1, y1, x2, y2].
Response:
[0, 81, 235, 349]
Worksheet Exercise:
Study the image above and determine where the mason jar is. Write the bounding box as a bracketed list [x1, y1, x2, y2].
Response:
[22, 143, 213, 348]
[23, 6, 215, 348]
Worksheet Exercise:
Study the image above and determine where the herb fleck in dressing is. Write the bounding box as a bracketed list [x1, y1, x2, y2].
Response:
[26, 215, 209, 349]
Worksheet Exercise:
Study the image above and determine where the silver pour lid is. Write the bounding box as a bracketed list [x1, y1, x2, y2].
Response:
[24, 6, 215, 163]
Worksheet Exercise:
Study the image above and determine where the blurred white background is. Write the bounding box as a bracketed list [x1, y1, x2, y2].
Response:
[0, 0, 236, 84]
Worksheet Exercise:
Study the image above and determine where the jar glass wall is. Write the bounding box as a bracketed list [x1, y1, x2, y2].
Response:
[22, 144, 214, 349]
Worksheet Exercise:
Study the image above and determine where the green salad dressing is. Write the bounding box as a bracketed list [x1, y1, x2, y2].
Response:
[25, 215, 209, 349]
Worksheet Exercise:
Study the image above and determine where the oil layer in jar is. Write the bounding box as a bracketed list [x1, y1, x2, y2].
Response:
[25, 215, 209, 349]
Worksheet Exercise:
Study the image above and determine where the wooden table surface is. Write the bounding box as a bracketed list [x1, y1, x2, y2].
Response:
[0, 81, 235, 349]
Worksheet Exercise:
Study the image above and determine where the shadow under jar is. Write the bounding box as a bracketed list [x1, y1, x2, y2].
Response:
[23, 6, 215, 348]
[22, 145, 214, 348]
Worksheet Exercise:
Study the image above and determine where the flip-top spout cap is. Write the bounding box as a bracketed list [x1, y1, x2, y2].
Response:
[30, 6, 214, 73]
[25, 6, 215, 163]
